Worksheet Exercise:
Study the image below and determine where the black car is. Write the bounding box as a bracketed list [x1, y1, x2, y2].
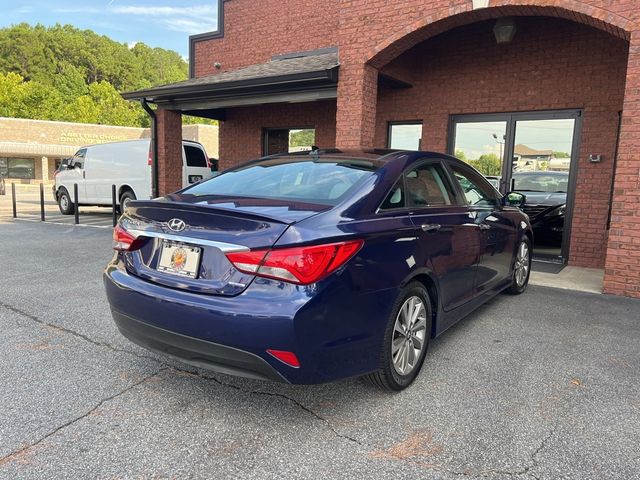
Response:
[512, 171, 568, 245]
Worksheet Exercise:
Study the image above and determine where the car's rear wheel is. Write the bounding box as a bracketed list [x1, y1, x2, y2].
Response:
[506, 237, 531, 295]
[119, 190, 136, 212]
[364, 282, 432, 391]
[57, 188, 75, 215]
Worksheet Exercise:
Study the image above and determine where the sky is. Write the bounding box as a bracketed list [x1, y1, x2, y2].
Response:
[454, 119, 576, 160]
[0, 0, 219, 58]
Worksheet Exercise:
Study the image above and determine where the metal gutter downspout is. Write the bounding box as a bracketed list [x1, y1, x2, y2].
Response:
[140, 99, 159, 198]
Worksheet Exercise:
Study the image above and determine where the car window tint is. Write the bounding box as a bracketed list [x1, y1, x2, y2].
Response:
[379, 179, 405, 211]
[451, 165, 497, 207]
[185, 158, 376, 206]
[406, 164, 452, 207]
[185, 145, 208, 167]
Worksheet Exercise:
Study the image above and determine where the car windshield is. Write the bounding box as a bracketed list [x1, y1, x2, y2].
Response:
[513, 173, 568, 193]
[183, 157, 378, 206]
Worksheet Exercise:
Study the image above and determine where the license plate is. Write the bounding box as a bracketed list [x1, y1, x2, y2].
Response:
[157, 242, 201, 278]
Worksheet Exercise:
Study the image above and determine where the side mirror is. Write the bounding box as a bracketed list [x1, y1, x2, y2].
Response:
[503, 191, 526, 207]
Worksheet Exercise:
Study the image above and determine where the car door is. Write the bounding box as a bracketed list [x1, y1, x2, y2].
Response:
[405, 160, 482, 311]
[66, 149, 88, 203]
[183, 143, 211, 187]
[448, 163, 516, 295]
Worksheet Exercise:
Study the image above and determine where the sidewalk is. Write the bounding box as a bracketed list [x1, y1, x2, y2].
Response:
[530, 265, 604, 294]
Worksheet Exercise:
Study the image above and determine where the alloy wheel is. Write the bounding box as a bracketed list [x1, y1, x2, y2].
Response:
[391, 296, 427, 376]
[60, 195, 68, 210]
[515, 241, 530, 287]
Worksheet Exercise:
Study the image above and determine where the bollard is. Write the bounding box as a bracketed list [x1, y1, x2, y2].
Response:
[73, 183, 79, 225]
[11, 183, 16, 218]
[40, 183, 45, 221]
[112, 184, 117, 227]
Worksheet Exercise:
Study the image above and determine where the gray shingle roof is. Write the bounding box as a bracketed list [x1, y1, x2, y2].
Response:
[123, 51, 339, 100]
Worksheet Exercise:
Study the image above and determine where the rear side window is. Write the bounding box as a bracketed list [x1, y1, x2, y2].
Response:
[406, 163, 453, 207]
[379, 180, 406, 211]
[184, 158, 376, 206]
[184, 145, 208, 167]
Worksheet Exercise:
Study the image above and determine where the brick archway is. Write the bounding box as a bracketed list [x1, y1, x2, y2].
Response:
[366, 1, 633, 69]
[334, 0, 640, 296]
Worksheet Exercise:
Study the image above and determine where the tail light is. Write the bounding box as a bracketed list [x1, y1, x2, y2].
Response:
[266, 349, 300, 368]
[113, 224, 142, 251]
[147, 147, 153, 166]
[226, 240, 363, 285]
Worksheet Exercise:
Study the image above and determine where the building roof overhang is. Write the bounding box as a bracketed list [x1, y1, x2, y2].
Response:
[122, 51, 340, 118]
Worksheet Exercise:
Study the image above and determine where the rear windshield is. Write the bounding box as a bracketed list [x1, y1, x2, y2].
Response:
[184, 158, 377, 205]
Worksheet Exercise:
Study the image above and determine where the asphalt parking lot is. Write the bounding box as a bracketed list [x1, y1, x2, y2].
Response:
[1, 220, 639, 479]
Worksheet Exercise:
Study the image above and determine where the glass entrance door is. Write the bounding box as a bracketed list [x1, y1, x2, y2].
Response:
[449, 110, 581, 263]
[510, 118, 577, 259]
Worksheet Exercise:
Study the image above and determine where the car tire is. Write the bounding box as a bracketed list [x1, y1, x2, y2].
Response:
[363, 282, 432, 391]
[57, 188, 75, 215]
[119, 190, 136, 212]
[506, 236, 532, 295]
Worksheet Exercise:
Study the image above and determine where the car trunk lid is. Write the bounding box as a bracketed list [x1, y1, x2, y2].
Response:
[119, 197, 329, 296]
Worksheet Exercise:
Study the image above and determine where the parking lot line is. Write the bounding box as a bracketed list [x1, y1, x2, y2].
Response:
[14, 217, 113, 229]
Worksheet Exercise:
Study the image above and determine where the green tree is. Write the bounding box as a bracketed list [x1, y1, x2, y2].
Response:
[454, 149, 467, 161]
[468, 153, 502, 176]
[290, 129, 315, 148]
[0, 23, 202, 128]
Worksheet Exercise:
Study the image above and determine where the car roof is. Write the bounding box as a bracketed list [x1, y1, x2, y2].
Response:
[257, 148, 461, 169]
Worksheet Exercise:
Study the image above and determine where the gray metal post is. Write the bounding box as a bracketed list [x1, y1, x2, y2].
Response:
[39, 183, 45, 221]
[74, 183, 79, 225]
[112, 184, 117, 227]
[11, 183, 16, 218]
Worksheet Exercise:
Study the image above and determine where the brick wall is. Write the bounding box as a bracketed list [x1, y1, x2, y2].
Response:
[156, 110, 183, 195]
[185, 0, 640, 296]
[218, 101, 337, 170]
[193, 0, 339, 77]
[374, 17, 628, 269]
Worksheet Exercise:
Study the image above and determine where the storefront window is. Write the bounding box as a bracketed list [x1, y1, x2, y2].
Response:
[388, 122, 422, 150]
[0, 158, 35, 179]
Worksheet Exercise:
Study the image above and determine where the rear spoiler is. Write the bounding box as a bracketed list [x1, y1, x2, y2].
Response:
[127, 200, 294, 225]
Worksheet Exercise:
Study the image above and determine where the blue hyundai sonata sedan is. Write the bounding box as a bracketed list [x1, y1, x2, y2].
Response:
[104, 149, 532, 390]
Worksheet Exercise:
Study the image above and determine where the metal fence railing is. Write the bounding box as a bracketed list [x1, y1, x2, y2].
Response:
[4, 182, 119, 228]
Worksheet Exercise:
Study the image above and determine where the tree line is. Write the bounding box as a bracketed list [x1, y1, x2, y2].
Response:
[0, 23, 207, 127]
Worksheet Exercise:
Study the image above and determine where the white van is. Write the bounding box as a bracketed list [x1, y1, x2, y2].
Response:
[53, 139, 212, 214]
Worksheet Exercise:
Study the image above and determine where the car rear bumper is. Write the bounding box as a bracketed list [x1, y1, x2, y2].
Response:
[112, 308, 287, 382]
[104, 258, 397, 384]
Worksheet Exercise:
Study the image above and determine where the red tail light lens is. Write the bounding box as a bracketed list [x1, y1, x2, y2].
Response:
[266, 349, 300, 368]
[113, 224, 140, 251]
[226, 240, 363, 285]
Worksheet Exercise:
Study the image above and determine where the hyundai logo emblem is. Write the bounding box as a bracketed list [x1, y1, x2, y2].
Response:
[167, 218, 187, 232]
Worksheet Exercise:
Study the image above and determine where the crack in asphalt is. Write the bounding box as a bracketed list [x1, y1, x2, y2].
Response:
[0, 300, 163, 364]
[166, 366, 371, 448]
[0, 299, 569, 478]
[0, 300, 367, 449]
[0, 368, 167, 467]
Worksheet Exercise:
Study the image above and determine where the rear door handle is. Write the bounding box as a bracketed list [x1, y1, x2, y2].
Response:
[421, 223, 441, 233]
